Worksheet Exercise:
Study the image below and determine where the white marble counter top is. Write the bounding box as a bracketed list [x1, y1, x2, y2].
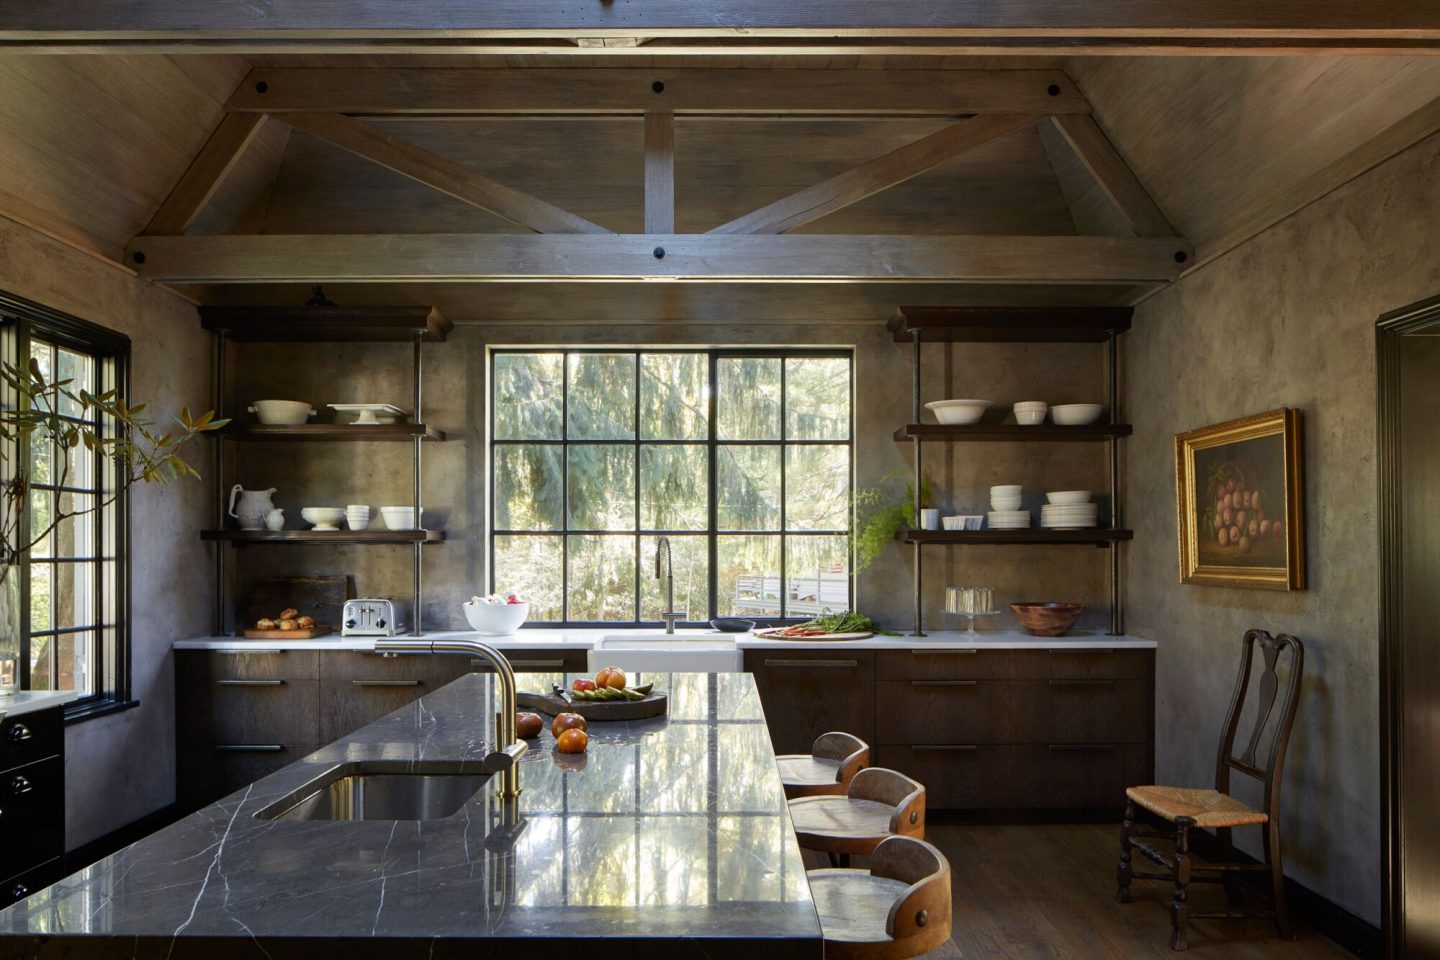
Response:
[175, 627, 1156, 652]
[0, 689, 79, 718]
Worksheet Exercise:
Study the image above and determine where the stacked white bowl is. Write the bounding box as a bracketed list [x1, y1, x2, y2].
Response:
[987, 485, 1030, 528]
[1041, 490, 1098, 529]
[1013, 401, 1048, 425]
[345, 504, 371, 531]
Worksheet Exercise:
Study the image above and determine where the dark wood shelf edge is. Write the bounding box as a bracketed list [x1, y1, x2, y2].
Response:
[894, 423, 1132, 441]
[888, 306, 1133, 343]
[212, 424, 446, 441]
[905, 529, 1133, 545]
[200, 305, 451, 343]
[201, 530, 446, 544]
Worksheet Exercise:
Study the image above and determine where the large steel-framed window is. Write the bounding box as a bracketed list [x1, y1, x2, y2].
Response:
[489, 348, 853, 626]
[1, 291, 130, 719]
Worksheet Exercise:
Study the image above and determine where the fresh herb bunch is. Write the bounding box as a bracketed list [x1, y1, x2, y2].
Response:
[798, 610, 897, 636]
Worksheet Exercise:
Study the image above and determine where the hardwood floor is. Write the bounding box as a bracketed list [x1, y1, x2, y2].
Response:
[807, 823, 1354, 958]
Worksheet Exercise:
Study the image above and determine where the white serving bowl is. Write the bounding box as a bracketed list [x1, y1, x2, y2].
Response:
[1051, 403, 1104, 426]
[925, 399, 992, 425]
[380, 506, 424, 531]
[1014, 406, 1047, 425]
[249, 399, 316, 426]
[1046, 490, 1093, 505]
[300, 507, 344, 530]
[463, 600, 529, 636]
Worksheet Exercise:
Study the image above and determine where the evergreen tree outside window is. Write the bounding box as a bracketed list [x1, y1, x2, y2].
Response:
[491, 349, 852, 625]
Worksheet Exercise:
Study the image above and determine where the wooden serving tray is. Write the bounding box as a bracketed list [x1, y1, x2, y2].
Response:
[517, 689, 668, 721]
[239, 625, 334, 640]
[753, 628, 873, 642]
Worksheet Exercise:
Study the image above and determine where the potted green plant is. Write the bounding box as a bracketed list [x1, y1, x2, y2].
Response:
[853, 470, 934, 571]
[0, 358, 226, 695]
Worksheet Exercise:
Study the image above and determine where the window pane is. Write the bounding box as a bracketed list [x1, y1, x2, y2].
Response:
[641, 354, 708, 440]
[28, 433, 51, 487]
[716, 358, 780, 440]
[568, 445, 636, 531]
[494, 444, 563, 531]
[786, 357, 849, 440]
[717, 535, 781, 617]
[53, 559, 97, 631]
[640, 445, 708, 531]
[785, 535, 850, 618]
[30, 564, 51, 632]
[494, 353, 563, 440]
[785, 444, 850, 531]
[58, 431, 96, 490]
[56, 349, 92, 418]
[717, 445, 780, 531]
[54, 492, 96, 559]
[28, 488, 52, 558]
[494, 535, 563, 621]
[641, 535, 709, 621]
[28, 634, 55, 691]
[568, 535, 636, 621]
[568, 354, 636, 440]
[52, 630, 91, 693]
[28, 342, 53, 412]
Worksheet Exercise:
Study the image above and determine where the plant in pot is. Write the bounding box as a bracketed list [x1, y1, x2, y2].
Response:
[853, 470, 934, 572]
[0, 358, 226, 696]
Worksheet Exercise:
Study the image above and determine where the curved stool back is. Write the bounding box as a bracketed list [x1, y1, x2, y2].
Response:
[808, 835, 952, 960]
[851, 767, 926, 839]
[780, 731, 871, 799]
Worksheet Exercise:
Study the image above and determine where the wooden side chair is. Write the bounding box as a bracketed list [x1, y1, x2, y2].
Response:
[1117, 629, 1305, 951]
[807, 835, 952, 960]
[790, 767, 926, 866]
[777, 731, 870, 800]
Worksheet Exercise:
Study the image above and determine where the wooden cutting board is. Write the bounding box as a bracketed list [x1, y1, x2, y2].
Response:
[240, 625, 334, 640]
[517, 689, 668, 721]
[753, 628, 874, 642]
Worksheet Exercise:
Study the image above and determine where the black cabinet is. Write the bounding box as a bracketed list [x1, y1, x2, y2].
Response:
[0, 706, 64, 910]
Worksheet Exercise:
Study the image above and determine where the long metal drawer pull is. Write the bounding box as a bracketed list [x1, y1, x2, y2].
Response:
[1048, 679, 1116, 686]
[215, 679, 285, 686]
[1047, 649, 1116, 654]
[215, 745, 285, 752]
[215, 649, 284, 655]
[470, 658, 566, 669]
[911, 680, 979, 687]
[1047, 744, 1117, 751]
[352, 679, 422, 687]
[763, 659, 858, 668]
[911, 744, 979, 752]
[910, 649, 977, 655]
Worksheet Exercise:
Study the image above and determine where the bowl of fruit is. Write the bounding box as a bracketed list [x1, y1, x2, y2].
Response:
[462, 592, 528, 635]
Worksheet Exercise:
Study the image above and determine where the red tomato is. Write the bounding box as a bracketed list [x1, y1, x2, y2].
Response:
[551, 712, 587, 738]
[516, 712, 543, 739]
[571, 678, 597, 692]
[556, 728, 589, 754]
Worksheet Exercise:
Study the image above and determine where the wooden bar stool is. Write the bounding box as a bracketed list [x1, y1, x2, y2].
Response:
[777, 732, 869, 799]
[807, 835, 952, 960]
[790, 767, 926, 866]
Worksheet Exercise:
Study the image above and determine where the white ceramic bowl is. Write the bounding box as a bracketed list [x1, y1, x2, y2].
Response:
[1014, 407, 1047, 426]
[1046, 490, 1093, 505]
[990, 484, 1022, 493]
[925, 399, 992, 425]
[249, 399, 316, 426]
[463, 600, 529, 636]
[380, 506, 424, 531]
[1051, 403, 1104, 426]
[300, 507, 344, 530]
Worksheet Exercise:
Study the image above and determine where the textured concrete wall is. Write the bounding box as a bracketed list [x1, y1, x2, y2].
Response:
[0, 215, 213, 848]
[1124, 131, 1440, 923]
[227, 323, 1116, 635]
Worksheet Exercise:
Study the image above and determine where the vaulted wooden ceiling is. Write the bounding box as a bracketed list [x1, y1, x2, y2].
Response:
[0, 52, 1437, 324]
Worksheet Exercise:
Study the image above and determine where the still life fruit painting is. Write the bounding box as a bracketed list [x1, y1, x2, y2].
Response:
[1175, 409, 1304, 590]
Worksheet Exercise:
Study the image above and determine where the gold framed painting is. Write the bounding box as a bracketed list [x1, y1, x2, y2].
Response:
[1175, 408, 1304, 590]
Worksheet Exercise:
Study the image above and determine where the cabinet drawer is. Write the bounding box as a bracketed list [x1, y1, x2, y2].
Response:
[494, 649, 588, 673]
[876, 680, 1047, 745]
[1, 707, 62, 772]
[875, 743, 1147, 811]
[319, 679, 433, 742]
[877, 648, 1151, 681]
[177, 680, 320, 745]
[177, 649, 320, 682]
[0, 757, 64, 883]
[744, 651, 875, 755]
[1041, 743, 1150, 808]
[321, 651, 462, 683]
[1047, 679, 1151, 744]
[178, 743, 318, 809]
[0, 858, 61, 910]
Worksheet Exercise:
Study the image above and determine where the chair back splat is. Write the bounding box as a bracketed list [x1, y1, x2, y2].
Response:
[1215, 629, 1305, 818]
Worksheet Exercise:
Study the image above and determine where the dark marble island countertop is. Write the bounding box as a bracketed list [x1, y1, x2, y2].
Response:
[0, 673, 822, 959]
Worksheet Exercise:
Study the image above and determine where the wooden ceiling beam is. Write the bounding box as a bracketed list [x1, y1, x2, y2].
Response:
[226, 68, 1087, 116]
[1048, 114, 1175, 237]
[709, 113, 1040, 235]
[644, 111, 675, 234]
[143, 113, 267, 236]
[278, 112, 610, 234]
[123, 233, 1192, 284]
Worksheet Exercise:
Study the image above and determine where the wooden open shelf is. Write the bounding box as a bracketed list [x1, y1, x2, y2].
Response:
[201, 529, 445, 545]
[215, 423, 445, 442]
[200, 305, 451, 343]
[905, 529, 1133, 546]
[895, 423, 1131, 442]
[888, 306, 1132, 343]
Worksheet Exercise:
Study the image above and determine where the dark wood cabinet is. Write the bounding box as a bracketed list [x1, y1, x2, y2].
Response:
[743, 651, 875, 755]
[0, 706, 64, 910]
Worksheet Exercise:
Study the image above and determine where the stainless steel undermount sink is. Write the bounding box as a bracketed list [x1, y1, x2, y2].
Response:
[254, 762, 492, 822]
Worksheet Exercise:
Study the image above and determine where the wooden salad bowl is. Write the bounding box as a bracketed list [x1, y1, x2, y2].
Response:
[1009, 602, 1085, 637]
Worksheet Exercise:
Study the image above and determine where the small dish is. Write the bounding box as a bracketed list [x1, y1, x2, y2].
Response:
[1046, 490, 1092, 505]
[328, 403, 409, 426]
[300, 507, 345, 530]
[380, 506, 423, 531]
[1013, 401, 1048, 426]
[924, 399, 992, 425]
[710, 618, 756, 633]
[1051, 403, 1104, 426]
[249, 400, 316, 426]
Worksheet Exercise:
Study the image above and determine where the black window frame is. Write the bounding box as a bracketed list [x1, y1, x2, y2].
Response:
[489, 347, 854, 628]
[1, 291, 133, 722]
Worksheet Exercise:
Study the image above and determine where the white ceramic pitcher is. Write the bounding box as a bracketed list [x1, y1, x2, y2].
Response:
[229, 485, 277, 531]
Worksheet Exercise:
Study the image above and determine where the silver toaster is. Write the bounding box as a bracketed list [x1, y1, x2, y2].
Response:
[341, 599, 406, 637]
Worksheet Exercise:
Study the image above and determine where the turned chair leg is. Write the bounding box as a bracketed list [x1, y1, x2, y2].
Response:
[1264, 822, 1293, 940]
[1116, 799, 1137, 903]
[1170, 817, 1194, 951]
[1217, 826, 1245, 906]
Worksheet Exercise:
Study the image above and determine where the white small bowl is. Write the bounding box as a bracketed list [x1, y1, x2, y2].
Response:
[249, 399, 316, 426]
[1046, 490, 1093, 505]
[991, 498, 1022, 510]
[463, 600, 529, 636]
[1051, 403, 1104, 426]
[990, 485, 1022, 494]
[300, 507, 345, 530]
[380, 506, 423, 531]
[925, 399, 992, 425]
[1014, 401, 1048, 410]
[1014, 406, 1047, 426]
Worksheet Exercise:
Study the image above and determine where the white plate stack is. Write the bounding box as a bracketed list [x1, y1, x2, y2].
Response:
[1041, 490, 1098, 529]
[987, 485, 1030, 529]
